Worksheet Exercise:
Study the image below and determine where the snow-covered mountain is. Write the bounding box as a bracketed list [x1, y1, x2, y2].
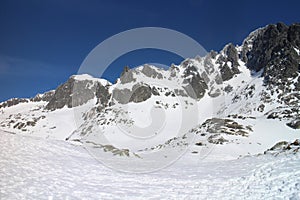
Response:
[1, 22, 299, 165]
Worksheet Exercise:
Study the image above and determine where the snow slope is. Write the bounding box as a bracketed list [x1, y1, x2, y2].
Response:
[1, 130, 300, 199]
[0, 101, 78, 140]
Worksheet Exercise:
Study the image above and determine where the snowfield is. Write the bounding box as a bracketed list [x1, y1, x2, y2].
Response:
[1, 130, 300, 199]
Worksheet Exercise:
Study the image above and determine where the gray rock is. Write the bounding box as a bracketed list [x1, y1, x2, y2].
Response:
[112, 83, 156, 104]
[151, 86, 160, 96]
[96, 83, 111, 107]
[295, 76, 300, 91]
[244, 23, 300, 88]
[112, 88, 132, 104]
[0, 98, 29, 109]
[287, 119, 300, 129]
[46, 76, 109, 110]
[182, 65, 208, 99]
[209, 50, 218, 59]
[141, 65, 163, 79]
[174, 89, 188, 97]
[169, 64, 179, 78]
[129, 84, 152, 103]
[224, 85, 233, 93]
[120, 66, 136, 84]
[217, 43, 240, 81]
[220, 63, 234, 81]
[31, 90, 55, 102]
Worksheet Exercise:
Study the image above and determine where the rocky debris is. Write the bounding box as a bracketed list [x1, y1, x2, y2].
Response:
[227, 114, 256, 120]
[151, 87, 160, 96]
[198, 118, 251, 137]
[0, 91, 54, 110]
[0, 90, 56, 110]
[286, 119, 300, 129]
[189, 118, 252, 146]
[257, 104, 265, 112]
[244, 23, 300, 88]
[139, 135, 189, 152]
[0, 113, 46, 132]
[265, 105, 299, 121]
[195, 142, 204, 146]
[269, 141, 289, 151]
[85, 141, 140, 158]
[208, 135, 229, 145]
[224, 85, 233, 93]
[67, 106, 136, 140]
[0, 98, 29, 109]
[264, 139, 300, 155]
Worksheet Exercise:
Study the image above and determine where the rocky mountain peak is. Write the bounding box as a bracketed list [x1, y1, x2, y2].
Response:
[45, 74, 110, 110]
[119, 66, 136, 84]
[242, 22, 300, 89]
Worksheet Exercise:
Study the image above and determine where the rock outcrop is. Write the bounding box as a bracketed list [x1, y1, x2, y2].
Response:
[46, 76, 110, 110]
[217, 43, 240, 81]
[243, 23, 300, 88]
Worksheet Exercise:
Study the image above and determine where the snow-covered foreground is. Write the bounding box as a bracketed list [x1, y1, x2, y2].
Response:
[1, 130, 300, 200]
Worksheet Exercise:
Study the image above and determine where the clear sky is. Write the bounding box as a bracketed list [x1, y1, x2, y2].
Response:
[0, 0, 300, 102]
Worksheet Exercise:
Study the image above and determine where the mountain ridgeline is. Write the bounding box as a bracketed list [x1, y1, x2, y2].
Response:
[43, 23, 300, 111]
[0, 23, 299, 157]
[1, 22, 299, 111]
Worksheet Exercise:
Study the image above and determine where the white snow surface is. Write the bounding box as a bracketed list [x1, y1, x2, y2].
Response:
[1, 130, 300, 199]
[72, 74, 111, 86]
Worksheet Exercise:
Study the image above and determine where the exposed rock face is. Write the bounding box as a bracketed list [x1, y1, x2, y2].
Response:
[217, 43, 240, 81]
[31, 90, 55, 102]
[141, 65, 163, 79]
[287, 119, 300, 129]
[129, 84, 153, 103]
[0, 98, 29, 109]
[96, 84, 111, 107]
[182, 65, 208, 99]
[172, 89, 185, 97]
[46, 76, 109, 110]
[264, 139, 300, 155]
[120, 66, 136, 84]
[244, 23, 300, 88]
[112, 88, 132, 104]
[0, 89, 55, 109]
[112, 83, 158, 104]
[169, 64, 179, 78]
[199, 118, 251, 137]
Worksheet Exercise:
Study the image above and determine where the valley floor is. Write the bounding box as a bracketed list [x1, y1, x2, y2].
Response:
[1, 130, 300, 200]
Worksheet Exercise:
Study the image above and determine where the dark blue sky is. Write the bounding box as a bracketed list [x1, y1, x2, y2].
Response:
[0, 0, 300, 102]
